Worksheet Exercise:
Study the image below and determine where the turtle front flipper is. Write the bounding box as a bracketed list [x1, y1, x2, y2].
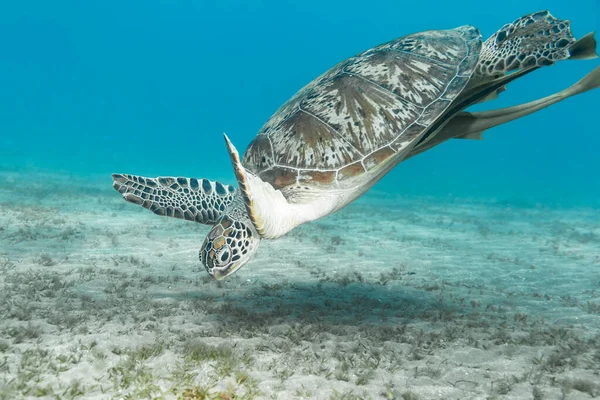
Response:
[222, 134, 334, 239]
[112, 173, 236, 225]
[476, 11, 586, 80]
[222, 134, 297, 239]
[468, 11, 595, 103]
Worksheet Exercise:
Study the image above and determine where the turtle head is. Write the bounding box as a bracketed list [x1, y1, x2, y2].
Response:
[200, 213, 261, 280]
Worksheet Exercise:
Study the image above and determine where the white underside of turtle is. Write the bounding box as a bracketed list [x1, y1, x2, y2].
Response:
[112, 10, 600, 280]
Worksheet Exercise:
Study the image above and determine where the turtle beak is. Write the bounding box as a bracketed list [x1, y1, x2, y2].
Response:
[209, 261, 245, 280]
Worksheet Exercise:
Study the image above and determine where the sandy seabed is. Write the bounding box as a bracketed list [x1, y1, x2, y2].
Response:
[0, 170, 599, 400]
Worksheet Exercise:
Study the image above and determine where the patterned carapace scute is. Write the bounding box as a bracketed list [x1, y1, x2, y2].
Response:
[243, 26, 482, 189]
[476, 11, 575, 78]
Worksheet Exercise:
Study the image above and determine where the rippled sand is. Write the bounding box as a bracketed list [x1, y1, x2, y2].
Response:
[1, 170, 599, 399]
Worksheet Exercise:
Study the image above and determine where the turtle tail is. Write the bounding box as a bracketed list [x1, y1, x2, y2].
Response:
[475, 11, 591, 79]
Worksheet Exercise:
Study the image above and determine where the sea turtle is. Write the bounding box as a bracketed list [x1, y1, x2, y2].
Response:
[113, 11, 600, 280]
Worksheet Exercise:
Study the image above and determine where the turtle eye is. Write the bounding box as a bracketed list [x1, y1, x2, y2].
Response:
[216, 247, 231, 266]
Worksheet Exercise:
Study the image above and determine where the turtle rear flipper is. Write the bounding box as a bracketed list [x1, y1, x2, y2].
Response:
[408, 64, 600, 156]
[458, 64, 600, 136]
[112, 174, 236, 225]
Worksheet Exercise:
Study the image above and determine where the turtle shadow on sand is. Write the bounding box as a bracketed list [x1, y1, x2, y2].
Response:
[169, 278, 489, 332]
[154, 277, 600, 376]
[152, 278, 600, 377]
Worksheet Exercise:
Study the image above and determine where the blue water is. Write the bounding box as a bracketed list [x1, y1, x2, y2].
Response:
[1, 0, 598, 206]
[1, 3, 600, 398]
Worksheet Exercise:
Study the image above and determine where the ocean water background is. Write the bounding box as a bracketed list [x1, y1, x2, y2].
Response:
[1, 1, 600, 399]
[1, 0, 598, 204]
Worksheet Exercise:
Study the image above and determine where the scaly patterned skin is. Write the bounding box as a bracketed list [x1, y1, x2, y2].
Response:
[475, 11, 575, 79]
[112, 173, 260, 278]
[199, 194, 260, 280]
[112, 174, 236, 225]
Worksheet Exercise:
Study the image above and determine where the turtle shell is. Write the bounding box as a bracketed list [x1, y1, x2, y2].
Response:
[242, 26, 482, 190]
